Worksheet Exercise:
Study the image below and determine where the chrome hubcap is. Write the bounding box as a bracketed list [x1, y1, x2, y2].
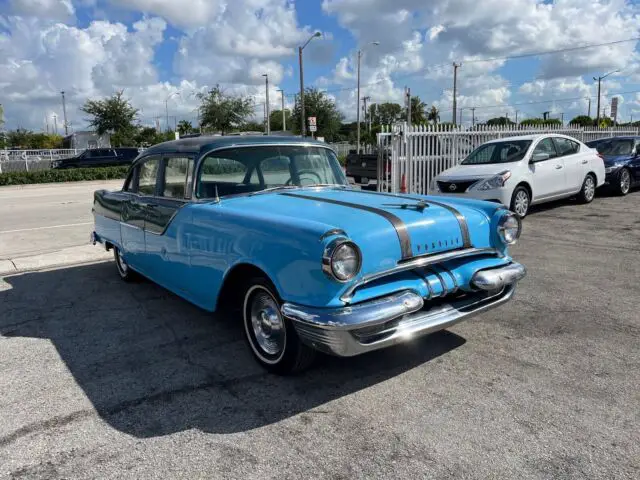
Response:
[116, 249, 128, 275]
[620, 170, 630, 193]
[249, 290, 285, 356]
[584, 177, 595, 200]
[514, 191, 529, 217]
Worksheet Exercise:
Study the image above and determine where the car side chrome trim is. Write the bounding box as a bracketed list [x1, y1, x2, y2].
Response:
[340, 247, 499, 303]
[280, 192, 414, 259]
[319, 228, 347, 241]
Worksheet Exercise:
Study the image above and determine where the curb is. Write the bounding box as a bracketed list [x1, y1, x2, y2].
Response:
[0, 245, 112, 276]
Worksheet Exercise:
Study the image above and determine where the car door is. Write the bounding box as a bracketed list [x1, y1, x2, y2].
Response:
[552, 137, 584, 193]
[120, 155, 161, 273]
[144, 155, 194, 292]
[529, 137, 565, 201]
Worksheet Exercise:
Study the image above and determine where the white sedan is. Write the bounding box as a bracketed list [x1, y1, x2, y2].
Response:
[432, 134, 605, 218]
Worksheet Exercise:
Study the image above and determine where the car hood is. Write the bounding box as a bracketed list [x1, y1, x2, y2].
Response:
[218, 188, 496, 268]
[437, 163, 516, 179]
[601, 154, 633, 166]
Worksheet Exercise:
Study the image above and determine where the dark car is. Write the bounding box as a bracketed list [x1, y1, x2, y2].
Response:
[345, 150, 379, 186]
[52, 147, 141, 169]
[585, 136, 640, 195]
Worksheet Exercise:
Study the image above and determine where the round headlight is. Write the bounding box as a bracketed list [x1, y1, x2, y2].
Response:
[497, 213, 522, 245]
[323, 239, 362, 282]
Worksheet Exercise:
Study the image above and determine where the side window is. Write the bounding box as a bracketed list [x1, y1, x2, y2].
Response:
[532, 138, 558, 160]
[138, 157, 161, 195]
[162, 157, 192, 199]
[553, 138, 579, 156]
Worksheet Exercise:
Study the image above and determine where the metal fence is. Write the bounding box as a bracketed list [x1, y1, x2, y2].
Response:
[0, 149, 84, 174]
[377, 124, 640, 195]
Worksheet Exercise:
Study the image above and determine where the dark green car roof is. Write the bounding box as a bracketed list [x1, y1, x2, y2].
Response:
[141, 135, 331, 157]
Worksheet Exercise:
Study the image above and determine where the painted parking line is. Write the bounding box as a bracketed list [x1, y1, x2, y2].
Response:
[0, 222, 93, 235]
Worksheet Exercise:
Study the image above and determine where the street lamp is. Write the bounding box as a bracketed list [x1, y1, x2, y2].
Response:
[165, 92, 180, 132]
[299, 31, 322, 137]
[277, 89, 286, 131]
[593, 70, 619, 125]
[262, 74, 270, 135]
[357, 41, 380, 154]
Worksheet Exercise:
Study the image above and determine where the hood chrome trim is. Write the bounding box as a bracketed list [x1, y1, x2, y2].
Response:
[279, 192, 414, 259]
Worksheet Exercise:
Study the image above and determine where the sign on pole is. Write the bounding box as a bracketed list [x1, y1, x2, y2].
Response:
[309, 125, 317, 132]
[308, 116, 317, 127]
[611, 97, 619, 122]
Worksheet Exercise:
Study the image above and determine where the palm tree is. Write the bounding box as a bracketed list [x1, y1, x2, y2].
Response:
[427, 105, 440, 124]
[177, 120, 193, 136]
[406, 96, 427, 125]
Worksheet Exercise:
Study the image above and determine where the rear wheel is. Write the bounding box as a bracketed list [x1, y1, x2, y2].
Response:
[114, 246, 136, 282]
[616, 168, 631, 196]
[578, 174, 596, 203]
[242, 277, 315, 375]
[510, 186, 530, 219]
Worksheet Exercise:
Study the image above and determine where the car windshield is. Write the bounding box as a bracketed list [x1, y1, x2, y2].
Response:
[461, 140, 532, 165]
[596, 139, 635, 156]
[196, 145, 347, 199]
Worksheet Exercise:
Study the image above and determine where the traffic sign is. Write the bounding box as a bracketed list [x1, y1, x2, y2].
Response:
[309, 125, 317, 132]
[308, 116, 317, 127]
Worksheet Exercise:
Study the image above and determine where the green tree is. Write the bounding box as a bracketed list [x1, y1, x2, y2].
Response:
[269, 109, 292, 132]
[427, 105, 440, 124]
[369, 102, 403, 125]
[290, 88, 343, 141]
[239, 121, 265, 133]
[197, 85, 254, 135]
[404, 96, 427, 125]
[81, 90, 139, 146]
[177, 120, 194, 136]
[568, 115, 594, 127]
[487, 116, 515, 126]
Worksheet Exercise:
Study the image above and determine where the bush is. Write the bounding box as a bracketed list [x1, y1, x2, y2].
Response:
[0, 166, 130, 186]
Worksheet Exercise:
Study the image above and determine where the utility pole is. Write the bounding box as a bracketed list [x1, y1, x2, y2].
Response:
[406, 87, 412, 126]
[53, 114, 58, 134]
[60, 91, 68, 136]
[362, 96, 370, 133]
[262, 74, 270, 135]
[356, 50, 362, 153]
[277, 89, 286, 131]
[587, 97, 591, 117]
[560, 112, 564, 126]
[515, 110, 519, 124]
[543, 111, 550, 121]
[452, 62, 461, 125]
[471, 107, 476, 127]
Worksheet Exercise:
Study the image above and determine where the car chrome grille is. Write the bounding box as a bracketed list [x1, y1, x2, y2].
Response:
[437, 179, 479, 193]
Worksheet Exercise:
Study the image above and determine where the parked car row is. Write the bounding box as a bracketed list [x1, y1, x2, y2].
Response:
[433, 135, 639, 217]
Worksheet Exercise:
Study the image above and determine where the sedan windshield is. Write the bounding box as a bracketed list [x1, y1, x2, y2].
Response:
[461, 140, 532, 165]
[595, 139, 635, 156]
[196, 145, 347, 199]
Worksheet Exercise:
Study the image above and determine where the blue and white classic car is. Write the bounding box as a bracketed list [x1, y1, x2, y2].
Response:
[91, 136, 526, 374]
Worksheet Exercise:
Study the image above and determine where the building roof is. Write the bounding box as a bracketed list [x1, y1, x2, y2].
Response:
[141, 135, 329, 156]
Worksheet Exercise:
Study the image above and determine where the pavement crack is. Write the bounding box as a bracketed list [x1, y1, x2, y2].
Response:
[0, 409, 95, 448]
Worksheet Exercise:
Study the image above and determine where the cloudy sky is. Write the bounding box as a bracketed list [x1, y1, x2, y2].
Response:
[1, 0, 639, 133]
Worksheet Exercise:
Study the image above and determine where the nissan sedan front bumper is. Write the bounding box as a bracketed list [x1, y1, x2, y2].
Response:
[281, 262, 526, 357]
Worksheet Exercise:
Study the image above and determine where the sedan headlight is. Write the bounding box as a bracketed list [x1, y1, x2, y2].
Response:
[604, 165, 620, 174]
[471, 170, 511, 191]
[322, 239, 362, 282]
[497, 213, 522, 245]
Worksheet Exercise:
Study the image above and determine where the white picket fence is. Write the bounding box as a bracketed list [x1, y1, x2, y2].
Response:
[0, 149, 84, 174]
[377, 124, 640, 195]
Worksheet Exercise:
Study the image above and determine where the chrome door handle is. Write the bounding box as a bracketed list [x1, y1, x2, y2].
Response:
[555, 165, 563, 169]
[581, 159, 588, 164]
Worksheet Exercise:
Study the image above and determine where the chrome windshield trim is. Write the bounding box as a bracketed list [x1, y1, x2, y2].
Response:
[340, 247, 500, 303]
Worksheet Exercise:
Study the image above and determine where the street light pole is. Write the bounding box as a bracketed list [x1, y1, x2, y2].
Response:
[165, 92, 180, 132]
[60, 91, 68, 136]
[593, 70, 619, 125]
[277, 89, 286, 131]
[357, 41, 379, 154]
[263, 74, 270, 135]
[298, 31, 322, 137]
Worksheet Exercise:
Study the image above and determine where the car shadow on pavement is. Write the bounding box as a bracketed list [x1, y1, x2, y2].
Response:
[0, 262, 465, 438]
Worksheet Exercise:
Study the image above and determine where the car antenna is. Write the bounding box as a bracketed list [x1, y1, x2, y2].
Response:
[214, 184, 220, 203]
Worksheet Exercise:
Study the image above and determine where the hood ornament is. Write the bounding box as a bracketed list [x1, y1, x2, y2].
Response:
[382, 200, 429, 212]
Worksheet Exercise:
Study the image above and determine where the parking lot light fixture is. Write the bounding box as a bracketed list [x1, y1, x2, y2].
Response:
[299, 31, 322, 137]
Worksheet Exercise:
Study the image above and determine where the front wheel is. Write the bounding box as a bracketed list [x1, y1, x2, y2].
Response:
[578, 174, 596, 204]
[616, 168, 631, 196]
[510, 186, 530, 219]
[242, 277, 316, 375]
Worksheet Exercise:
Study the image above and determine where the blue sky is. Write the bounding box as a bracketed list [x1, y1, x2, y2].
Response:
[1, 0, 639, 131]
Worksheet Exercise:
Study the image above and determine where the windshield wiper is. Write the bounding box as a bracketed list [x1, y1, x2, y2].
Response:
[307, 183, 348, 188]
[248, 185, 302, 196]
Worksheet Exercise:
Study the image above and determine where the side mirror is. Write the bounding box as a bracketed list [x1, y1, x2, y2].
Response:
[531, 152, 549, 162]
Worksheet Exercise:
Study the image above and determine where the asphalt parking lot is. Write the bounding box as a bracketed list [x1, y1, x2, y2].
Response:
[1, 190, 639, 479]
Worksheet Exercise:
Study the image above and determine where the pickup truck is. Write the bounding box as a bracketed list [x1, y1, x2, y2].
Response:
[345, 151, 379, 187]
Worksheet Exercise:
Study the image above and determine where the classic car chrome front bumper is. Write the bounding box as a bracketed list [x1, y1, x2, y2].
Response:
[281, 262, 526, 357]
